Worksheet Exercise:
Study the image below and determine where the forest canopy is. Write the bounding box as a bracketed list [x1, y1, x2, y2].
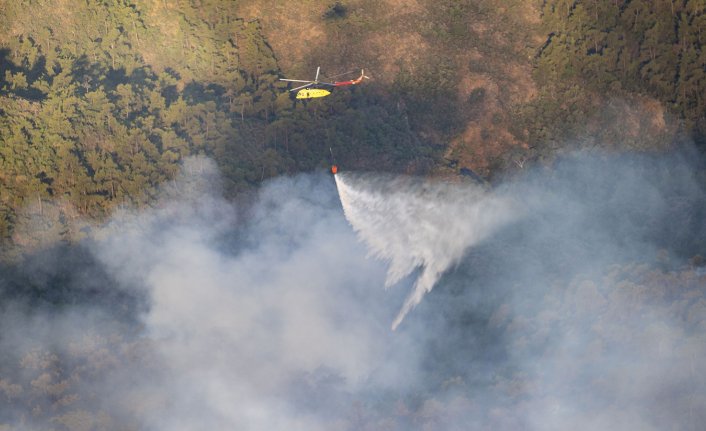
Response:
[0, 1, 428, 249]
[1, 0, 705, 251]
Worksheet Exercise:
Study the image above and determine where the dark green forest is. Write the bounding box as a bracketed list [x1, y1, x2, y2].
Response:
[523, 0, 706, 151]
[1, 0, 705, 250]
[0, 1, 428, 250]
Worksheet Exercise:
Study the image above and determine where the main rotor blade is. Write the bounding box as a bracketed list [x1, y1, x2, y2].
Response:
[280, 78, 314, 83]
[290, 83, 313, 92]
[315, 66, 320, 82]
[323, 70, 358, 80]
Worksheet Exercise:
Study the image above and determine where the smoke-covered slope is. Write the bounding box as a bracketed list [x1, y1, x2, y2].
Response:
[1, 151, 705, 430]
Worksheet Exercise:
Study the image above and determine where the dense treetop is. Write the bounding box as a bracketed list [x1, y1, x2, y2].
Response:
[0, 1, 427, 249]
[0, 0, 705, 249]
[527, 0, 706, 152]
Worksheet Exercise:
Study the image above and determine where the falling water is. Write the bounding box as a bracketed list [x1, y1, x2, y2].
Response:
[334, 172, 518, 330]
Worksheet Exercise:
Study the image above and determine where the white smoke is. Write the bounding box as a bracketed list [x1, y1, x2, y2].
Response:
[335, 172, 519, 329]
[85, 158, 418, 430]
[2, 153, 706, 431]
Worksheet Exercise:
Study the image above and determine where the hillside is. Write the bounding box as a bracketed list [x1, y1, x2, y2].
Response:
[242, 0, 706, 170]
[1, 3, 706, 429]
[1, 0, 705, 249]
[238, 0, 544, 174]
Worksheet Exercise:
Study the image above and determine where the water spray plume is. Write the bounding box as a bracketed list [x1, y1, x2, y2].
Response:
[334, 172, 519, 330]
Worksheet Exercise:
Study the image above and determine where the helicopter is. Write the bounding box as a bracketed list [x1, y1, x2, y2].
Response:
[279, 67, 370, 99]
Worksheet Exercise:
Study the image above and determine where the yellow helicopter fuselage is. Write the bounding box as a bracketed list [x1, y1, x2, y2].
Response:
[296, 88, 331, 99]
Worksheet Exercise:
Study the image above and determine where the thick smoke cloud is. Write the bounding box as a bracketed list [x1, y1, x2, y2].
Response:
[88, 158, 423, 430]
[0, 152, 705, 430]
